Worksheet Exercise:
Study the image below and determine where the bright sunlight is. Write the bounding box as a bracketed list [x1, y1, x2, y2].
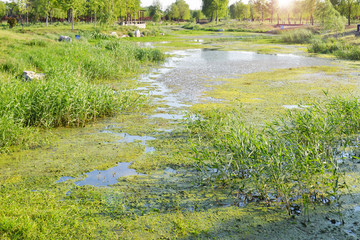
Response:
[278, 0, 294, 8]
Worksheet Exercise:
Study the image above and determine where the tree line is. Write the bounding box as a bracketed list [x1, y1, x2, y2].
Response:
[0, 0, 141, 29]
[1, 0, 359, 27]
[228, 0, 360, 25]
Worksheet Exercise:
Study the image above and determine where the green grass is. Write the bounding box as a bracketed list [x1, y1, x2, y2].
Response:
[187, 96, 360, 215]
[0, 29, 164, 151]
[281, 28, 314, 44]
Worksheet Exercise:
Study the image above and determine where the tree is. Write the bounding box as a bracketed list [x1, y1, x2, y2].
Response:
[148, 0, 162, 22]
[267, 0, 278, 23]
[253, 0, 267, 21]
[292, 0, 306, 24]
[229, 1, 249, 20]
[339, 0, 360, 25]
[167, 0, 190, 20]
[0, 1, 6, 19]
[15, 0, 28, 29]
[202, 0, 229, 23]
[176, 0, 190, 20]
[38, 0, 57, 26]
[88, 0, 102, 27]
[191, 10, 203, 21]
[316, 0, 346, 35]
[61, 0, 86, 30]
[167, 3, 179, 20]
[304, 0, 316, 25]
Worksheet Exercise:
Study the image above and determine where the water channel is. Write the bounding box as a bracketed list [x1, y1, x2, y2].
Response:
[56, 48, 331, 186]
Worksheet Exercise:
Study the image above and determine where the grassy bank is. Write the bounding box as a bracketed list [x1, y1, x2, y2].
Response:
[280, 27, 360, 60]
[0, 28, 164, 152]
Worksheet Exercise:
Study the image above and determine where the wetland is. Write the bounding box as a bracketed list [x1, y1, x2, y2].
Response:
[1, 25, 360, 239]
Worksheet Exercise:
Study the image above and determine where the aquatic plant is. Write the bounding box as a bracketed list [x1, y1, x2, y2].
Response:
[188, 96, 358, 215]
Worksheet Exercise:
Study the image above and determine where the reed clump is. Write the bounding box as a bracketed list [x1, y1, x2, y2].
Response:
[281, 29, 314, 44]
[0, 31, 164, 151]
[308, 37, 360, 60]
[188, 97, 357, 215]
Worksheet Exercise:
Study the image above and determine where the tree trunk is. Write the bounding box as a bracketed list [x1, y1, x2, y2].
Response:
[348, 5, 351, 25]
[26, 5, 28, 25]
[46, 11, 48, 26]
[94, 7, 97, 27]
[20, 15, 24, 30]
[216, 9, 218, 24]
[71, 9, 74, 30]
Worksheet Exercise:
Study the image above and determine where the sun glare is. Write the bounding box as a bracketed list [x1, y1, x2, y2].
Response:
[278, 0, 293, 8]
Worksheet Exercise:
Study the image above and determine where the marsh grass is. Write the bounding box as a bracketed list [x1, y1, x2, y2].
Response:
[188, 96, 358, 215]
[0, 30, 164, 151]
[281, 29, 314, 44]
[308, 37, 360, 60]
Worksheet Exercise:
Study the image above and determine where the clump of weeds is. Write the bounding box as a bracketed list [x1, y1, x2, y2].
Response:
[187, 96, 359, 216]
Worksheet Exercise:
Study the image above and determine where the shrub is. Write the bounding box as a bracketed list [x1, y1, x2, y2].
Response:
[188, 97, 359, 215]
[281, 29, 314, 44]
[183, 23, 201, 30]
[7, 17, 17, 28]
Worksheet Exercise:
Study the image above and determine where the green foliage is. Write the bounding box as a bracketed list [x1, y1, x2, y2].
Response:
[0, 1, 5, 19]
[183, 22, 201, 30]
[7, 17, 17, 28]
[167, 0, 190, 20]
[202, 0, 229, 21]
[229, 0, 250, 19]
[281, 29, 314, 44]
[148, 0, 163, 22]
[315, 0, 346, 35]
[188, 96, 359, 214]
[308, 37, 360, 60]
[0, 114, 35, 151]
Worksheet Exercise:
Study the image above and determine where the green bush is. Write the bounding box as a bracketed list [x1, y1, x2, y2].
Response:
[188, 97, 359, 214]
[308, 37, 360, 60]
[183, 23, 201, 30]
[7, 17, 17, 28]
[281, 29, 314, 44]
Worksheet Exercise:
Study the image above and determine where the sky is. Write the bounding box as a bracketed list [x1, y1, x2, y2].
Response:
[141, 0, 239, 10]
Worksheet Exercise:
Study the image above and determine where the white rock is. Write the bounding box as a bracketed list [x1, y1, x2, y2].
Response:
[23, 71, 45, 81]
[134, 29, 141, 37]
[110, 32, 118, 38]
[59, 35, 71, 42]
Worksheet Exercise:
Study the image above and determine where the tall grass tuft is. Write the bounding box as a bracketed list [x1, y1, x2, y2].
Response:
[281, 29, 314, 44]
[308, 37, 360, 60]
[0, 32, 163, 151]
[188, 97, 358, 215]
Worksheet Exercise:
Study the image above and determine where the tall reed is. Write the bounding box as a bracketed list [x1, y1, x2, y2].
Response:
[188, 97, 356, 215]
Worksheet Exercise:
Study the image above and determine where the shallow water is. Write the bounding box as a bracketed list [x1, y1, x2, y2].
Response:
[57, 49, 332, 187]
[142, 49, 331, 105]
[74, 162, 142, 187]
